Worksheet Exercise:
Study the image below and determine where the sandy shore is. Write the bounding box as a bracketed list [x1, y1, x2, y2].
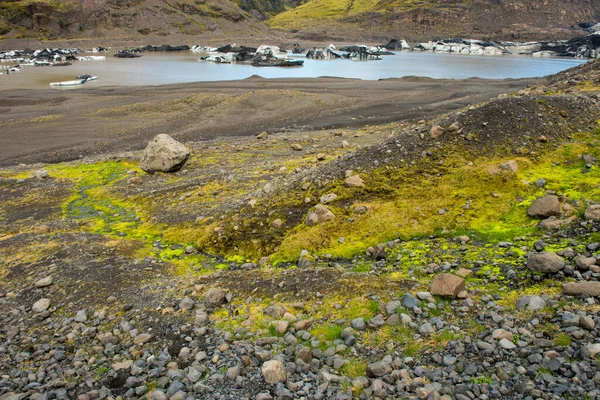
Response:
[0, 76, 535, 167]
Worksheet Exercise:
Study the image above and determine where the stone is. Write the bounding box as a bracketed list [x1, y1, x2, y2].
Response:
[385, 300, 401, 315]
[527, 195, 560, 219]
[580, 316, 595, 331]
[319, 193, 338, 204]
[112, 360, 133, 370]
[562, 282, 600, 297]
[367, 314, 385, 329]
[455, 268, 473, 278]
[256, 132, 268, 139]
[74, 310, 87, 323]
[430, 273, 465, 297]
[261, 360, 287, 384]
[344, 175, 365, 188]
[133, 333, 152, 345]
[316, 153, 326, 161]
[34, 169, 49, 179]
[305, 204, 335, 226]
[297, 250, 314, 268]
[575, 255, 596, 270]
[430, 125, 445, 139]
[584, 204, 600, 220]
[35, 276, 53, 288]
[32, 298, 50, 313]
[272, 219, 283, 229]
[448, 121, 461, 132]
[527, 252, 565, 274]
[366, 361, 392, 378]
[401, 293, 418, 309]
[351, 318, 367, 331]
[205, 288, 228, 308]
[499, 338, 516, 350]
[140, 134, 190, 173]
[272, 320, 289, 334]
[516, 295, 546, 311]
[179, 297, 194, 311]
[290, 143, 303, 151]
[499, 160, 518, 173]
[492, 329, 513, 341]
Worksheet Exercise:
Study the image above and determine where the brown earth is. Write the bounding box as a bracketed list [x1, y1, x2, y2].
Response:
[0, 76, 535, 167]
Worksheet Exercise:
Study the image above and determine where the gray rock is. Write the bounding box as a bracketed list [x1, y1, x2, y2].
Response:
[516, 295, 546, 311]
[527, 252, 565, 274]
[401, 293, 418, 310]
[366, 361, 392, 378]
[34, 169, 49, 179]
[32, 298, 50, 313]
[563, 281, 600, 297]
[179, 297, 195, 311]
[350, 318, 366, 331]
[35, 276, 53, 288]
[367, 314, 385, 329]
[74, 310, 87, 323]
[385, 300, 401, 315]
[584, 204, 600, 220]
[140, 134, 190, 173]
[261, 360, 287, 384]
[305, 204, 335, 226]
[205, 288, 228, 308]
[430, 273, 465, 297]
[580, 316, 595, 331]
[527, 195, 560, 219]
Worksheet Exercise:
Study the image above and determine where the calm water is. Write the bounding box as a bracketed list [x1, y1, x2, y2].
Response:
[0, 51, 588, 89]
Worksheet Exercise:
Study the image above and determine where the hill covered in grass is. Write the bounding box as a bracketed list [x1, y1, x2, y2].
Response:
[268, 0, 600, 41]
[0, 0, 599, 42]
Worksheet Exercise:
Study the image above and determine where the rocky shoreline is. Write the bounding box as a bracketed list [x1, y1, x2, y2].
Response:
[384, 32, 600, 59]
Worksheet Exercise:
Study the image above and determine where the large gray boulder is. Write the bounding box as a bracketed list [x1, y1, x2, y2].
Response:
[140, 134, 190, 173]
[527, 195, 560, 219]
[527, 252, 565, 274]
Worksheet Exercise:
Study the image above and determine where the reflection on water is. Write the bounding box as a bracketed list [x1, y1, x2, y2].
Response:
[0, 51, 588, 90]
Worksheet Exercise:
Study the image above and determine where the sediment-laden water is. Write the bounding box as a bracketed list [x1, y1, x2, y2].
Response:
[0, 51, 588, 89]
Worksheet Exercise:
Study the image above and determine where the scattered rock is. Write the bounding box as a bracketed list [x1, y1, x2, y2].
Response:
[527, 252, 565, 274]
[34, 169, 49, 179]
[516, 295, 546, 311]
[261, 360, 287, 384]
[140, 134, 190, 173]
[430, 273, 465, 297]
[430, 125, 445, 139]
[290, 144, 303, 151]
[366, 361, 392, 378]
[499, 160, 518, 173]
[205, 288, 228, 308]
[32, 298, 50, 313]
[344, 174, 364, 188]
[305, 204, 335, 226]
[584, 204, 600, 220]
[527, 195, 560, 219]
[562, 281, 600, 297]
[256, 132, 268, 139]
[35, 276, 53, 288]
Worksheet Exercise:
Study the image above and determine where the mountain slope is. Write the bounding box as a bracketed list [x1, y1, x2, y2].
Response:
[0, 0, 270, 40]
[269, 0, 600, 41]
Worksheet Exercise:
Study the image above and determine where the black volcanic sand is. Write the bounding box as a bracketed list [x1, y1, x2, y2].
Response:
[0, 76, 535, 166]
